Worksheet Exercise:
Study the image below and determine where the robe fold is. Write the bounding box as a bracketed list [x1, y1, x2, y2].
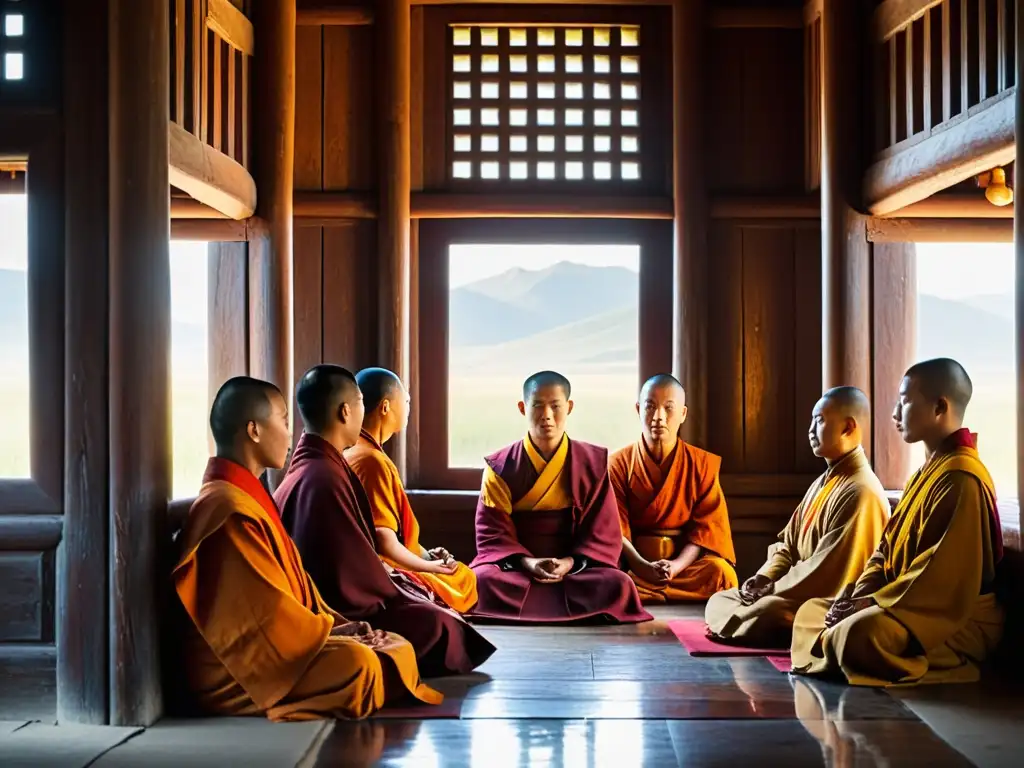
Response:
[609, 438, 738, 602]
[346, 430, 479, 613]
[791, 429, 1005, 686]
[172, 457, 441, 721]
[468, 433, 652, 624]
[275, 433, 496, 677]
[705, 446, 889, 646]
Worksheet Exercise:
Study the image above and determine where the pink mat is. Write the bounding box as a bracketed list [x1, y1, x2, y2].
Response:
[767, 655, 792, 673]
[667, 619, 791, 658]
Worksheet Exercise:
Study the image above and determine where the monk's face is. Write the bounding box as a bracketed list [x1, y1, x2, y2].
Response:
[637, 383, 686, 445]
[384, 383, 411, 433]
[892, 375, 940, 444]
[808, 397, 852, 460]
[251, 392, 292, 469]
[519, 384, 573, 444]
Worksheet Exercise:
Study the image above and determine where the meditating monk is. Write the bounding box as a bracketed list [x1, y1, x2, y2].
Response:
[791, 359, 1005, 686]
[343, 366, 479, 614]
[608, 374, 738, 603]
[172, 375, 441, 721]
[468, 370, 652, 624]
[705, 386, 889, 646]
[275, 364, 495, 676]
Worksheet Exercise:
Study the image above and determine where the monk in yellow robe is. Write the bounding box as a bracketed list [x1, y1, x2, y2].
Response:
[345, 367, 478, 614]
[705, 386, 890, 646]
[608, 374, 738, 603]
[791, 358, 1005, 686]
[172, 376, 441, 721]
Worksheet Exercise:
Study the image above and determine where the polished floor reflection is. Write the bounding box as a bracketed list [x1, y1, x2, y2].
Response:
[309, 607, 978, 767]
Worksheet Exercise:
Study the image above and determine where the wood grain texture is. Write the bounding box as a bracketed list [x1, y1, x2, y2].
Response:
[322, 223, 377, 370]
[867, 216, 1013, 240]
[208, 243, 250, 403]
[792, 228, 824, 473]
[60, 0, 109, 724]
[207, 0, 254, 55]
[292, 227, 323, 436]
[294, 25, 323, 190]
[0, 553, 45, 642]
[324, 26, 377, 190]
[108, 0, 171, 727]
[168, 121, 258, 219]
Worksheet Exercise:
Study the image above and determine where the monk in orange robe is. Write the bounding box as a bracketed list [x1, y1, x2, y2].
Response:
[345, 367, 478, 614]
[608, 374, 738, 602]
[172, 376, 441, 721]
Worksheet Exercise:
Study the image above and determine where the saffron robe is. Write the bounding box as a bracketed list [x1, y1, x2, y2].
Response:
[608, 438, 738, 602]
[346, 430, 478, 613]
[172, 457, 442, 721]
[791, 429, 1005, 686]
[468, 434, 652, 624]
[705, 446, 889, 646]
[275, 434, 495, 677]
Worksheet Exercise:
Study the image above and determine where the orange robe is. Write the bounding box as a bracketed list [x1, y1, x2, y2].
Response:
[172, 457, 442, 721]
[608, 438, 738, 602]
[346, 430, 478, 613]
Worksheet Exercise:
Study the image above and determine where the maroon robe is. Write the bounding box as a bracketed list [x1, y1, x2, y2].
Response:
[274, 433, 496, 676]
[468, 437, 653, 624]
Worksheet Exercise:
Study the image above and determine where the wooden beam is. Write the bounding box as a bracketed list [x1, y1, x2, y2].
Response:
[873, 0, 944, 42]
[865, 91, 1015, 215]
[883, 193, 1013, 217]
[171, 218, 248, 240]
[709, 8, 802, 29]
[297, 2, 373, 25]
[207, 0, 254, 55]
[168, 120, 257, 219]
[1015, 0, 1024, 507]
[250, 0, 296, 484]
[673, 0, 708, 448]
[411, 0, 671, 4]
[60, 0, 110, 726]
[108, 0, 170, 727]
[294, 191, 378, 218]
[377, 0, 412, 477]
[821, 0, 872, 433]
[412, 193, 673, 219]
[709, 195, 820, 219]
[867, 217, 1013, 241]
[170, 197, 230, 218]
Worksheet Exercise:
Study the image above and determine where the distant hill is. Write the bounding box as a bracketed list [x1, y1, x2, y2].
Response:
[917, 294, 1013, 370]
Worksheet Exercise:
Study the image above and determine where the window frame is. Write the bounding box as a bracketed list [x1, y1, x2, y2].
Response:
[410, 216, 673, 491]
[421, 4, 672, 196]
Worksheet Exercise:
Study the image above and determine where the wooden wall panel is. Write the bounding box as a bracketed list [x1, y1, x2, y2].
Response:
[707, 28, 806, 193]
[0, 553, 48, 642]
[293, 226, 324, 425]
[792, 228, 824, 474]
[294, 25, 323, 190]
[208, 243, 249, 401]
[321, 222, 378, 370]
[323, 26, 376, 190]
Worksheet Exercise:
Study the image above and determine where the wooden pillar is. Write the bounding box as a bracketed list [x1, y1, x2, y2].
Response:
[377, 0, 412, 475]
[59, 0, 110, 725]
[1015, 0, 1024, 505]
[251, 0, 296, 480]
[107, 0, 171, 727]
[821, 0, 872, 442]
[672, 0, 708, 447]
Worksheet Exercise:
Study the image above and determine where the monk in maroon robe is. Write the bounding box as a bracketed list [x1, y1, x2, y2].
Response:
[274, 364, 496, 676]
[468, 370, 652, 624]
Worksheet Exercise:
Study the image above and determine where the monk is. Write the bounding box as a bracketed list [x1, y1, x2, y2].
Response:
[345, 367, 478, 614]
[468, 370, 652, 624]
[172, 376, 441, 721]
[275, 364, 495, 676]
[705, 386, 890, 646]
[609, 374, 738, 603]
[791, 359, 1005, 686]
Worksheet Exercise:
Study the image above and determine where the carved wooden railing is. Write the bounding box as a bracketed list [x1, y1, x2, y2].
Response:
[866, 0, 1016, 213]
[169, 0, 256, 219]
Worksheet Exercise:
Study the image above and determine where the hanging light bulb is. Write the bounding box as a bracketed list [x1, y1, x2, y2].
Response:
[979, 166, 1014, 206]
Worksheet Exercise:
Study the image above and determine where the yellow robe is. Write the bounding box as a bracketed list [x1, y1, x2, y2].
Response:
[608, 438, 738, 603]
[705, 446, 889, 646]
[173, 474, 442, 721]
[346, 431, 478, 613]
[790, 442, 1004, 686]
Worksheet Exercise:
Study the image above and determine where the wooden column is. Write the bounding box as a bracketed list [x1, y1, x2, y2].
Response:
[1016, 0, 1024, 505]
[108, 0, 171, 726]
[59, 0, 110, 725]
[821, 0, 872, 442]
[251, 0, 296, 476]
[672, 0, 708, 447]
[377, 0, 412, 475]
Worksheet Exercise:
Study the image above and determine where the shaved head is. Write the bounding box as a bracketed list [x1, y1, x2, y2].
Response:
[296, 364, 360, 433]
[209, 376, 282, 448]
[820, 385, 871, 428]
[640, 373, 684, 401]
[523, 370, 571, 401]
[356, 367, 404, 411]
[904, 358, 973, 415]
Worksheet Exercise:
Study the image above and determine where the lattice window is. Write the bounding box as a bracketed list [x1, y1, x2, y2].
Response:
[446, 24, 645, 185]
[1, 0, 24, 82]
